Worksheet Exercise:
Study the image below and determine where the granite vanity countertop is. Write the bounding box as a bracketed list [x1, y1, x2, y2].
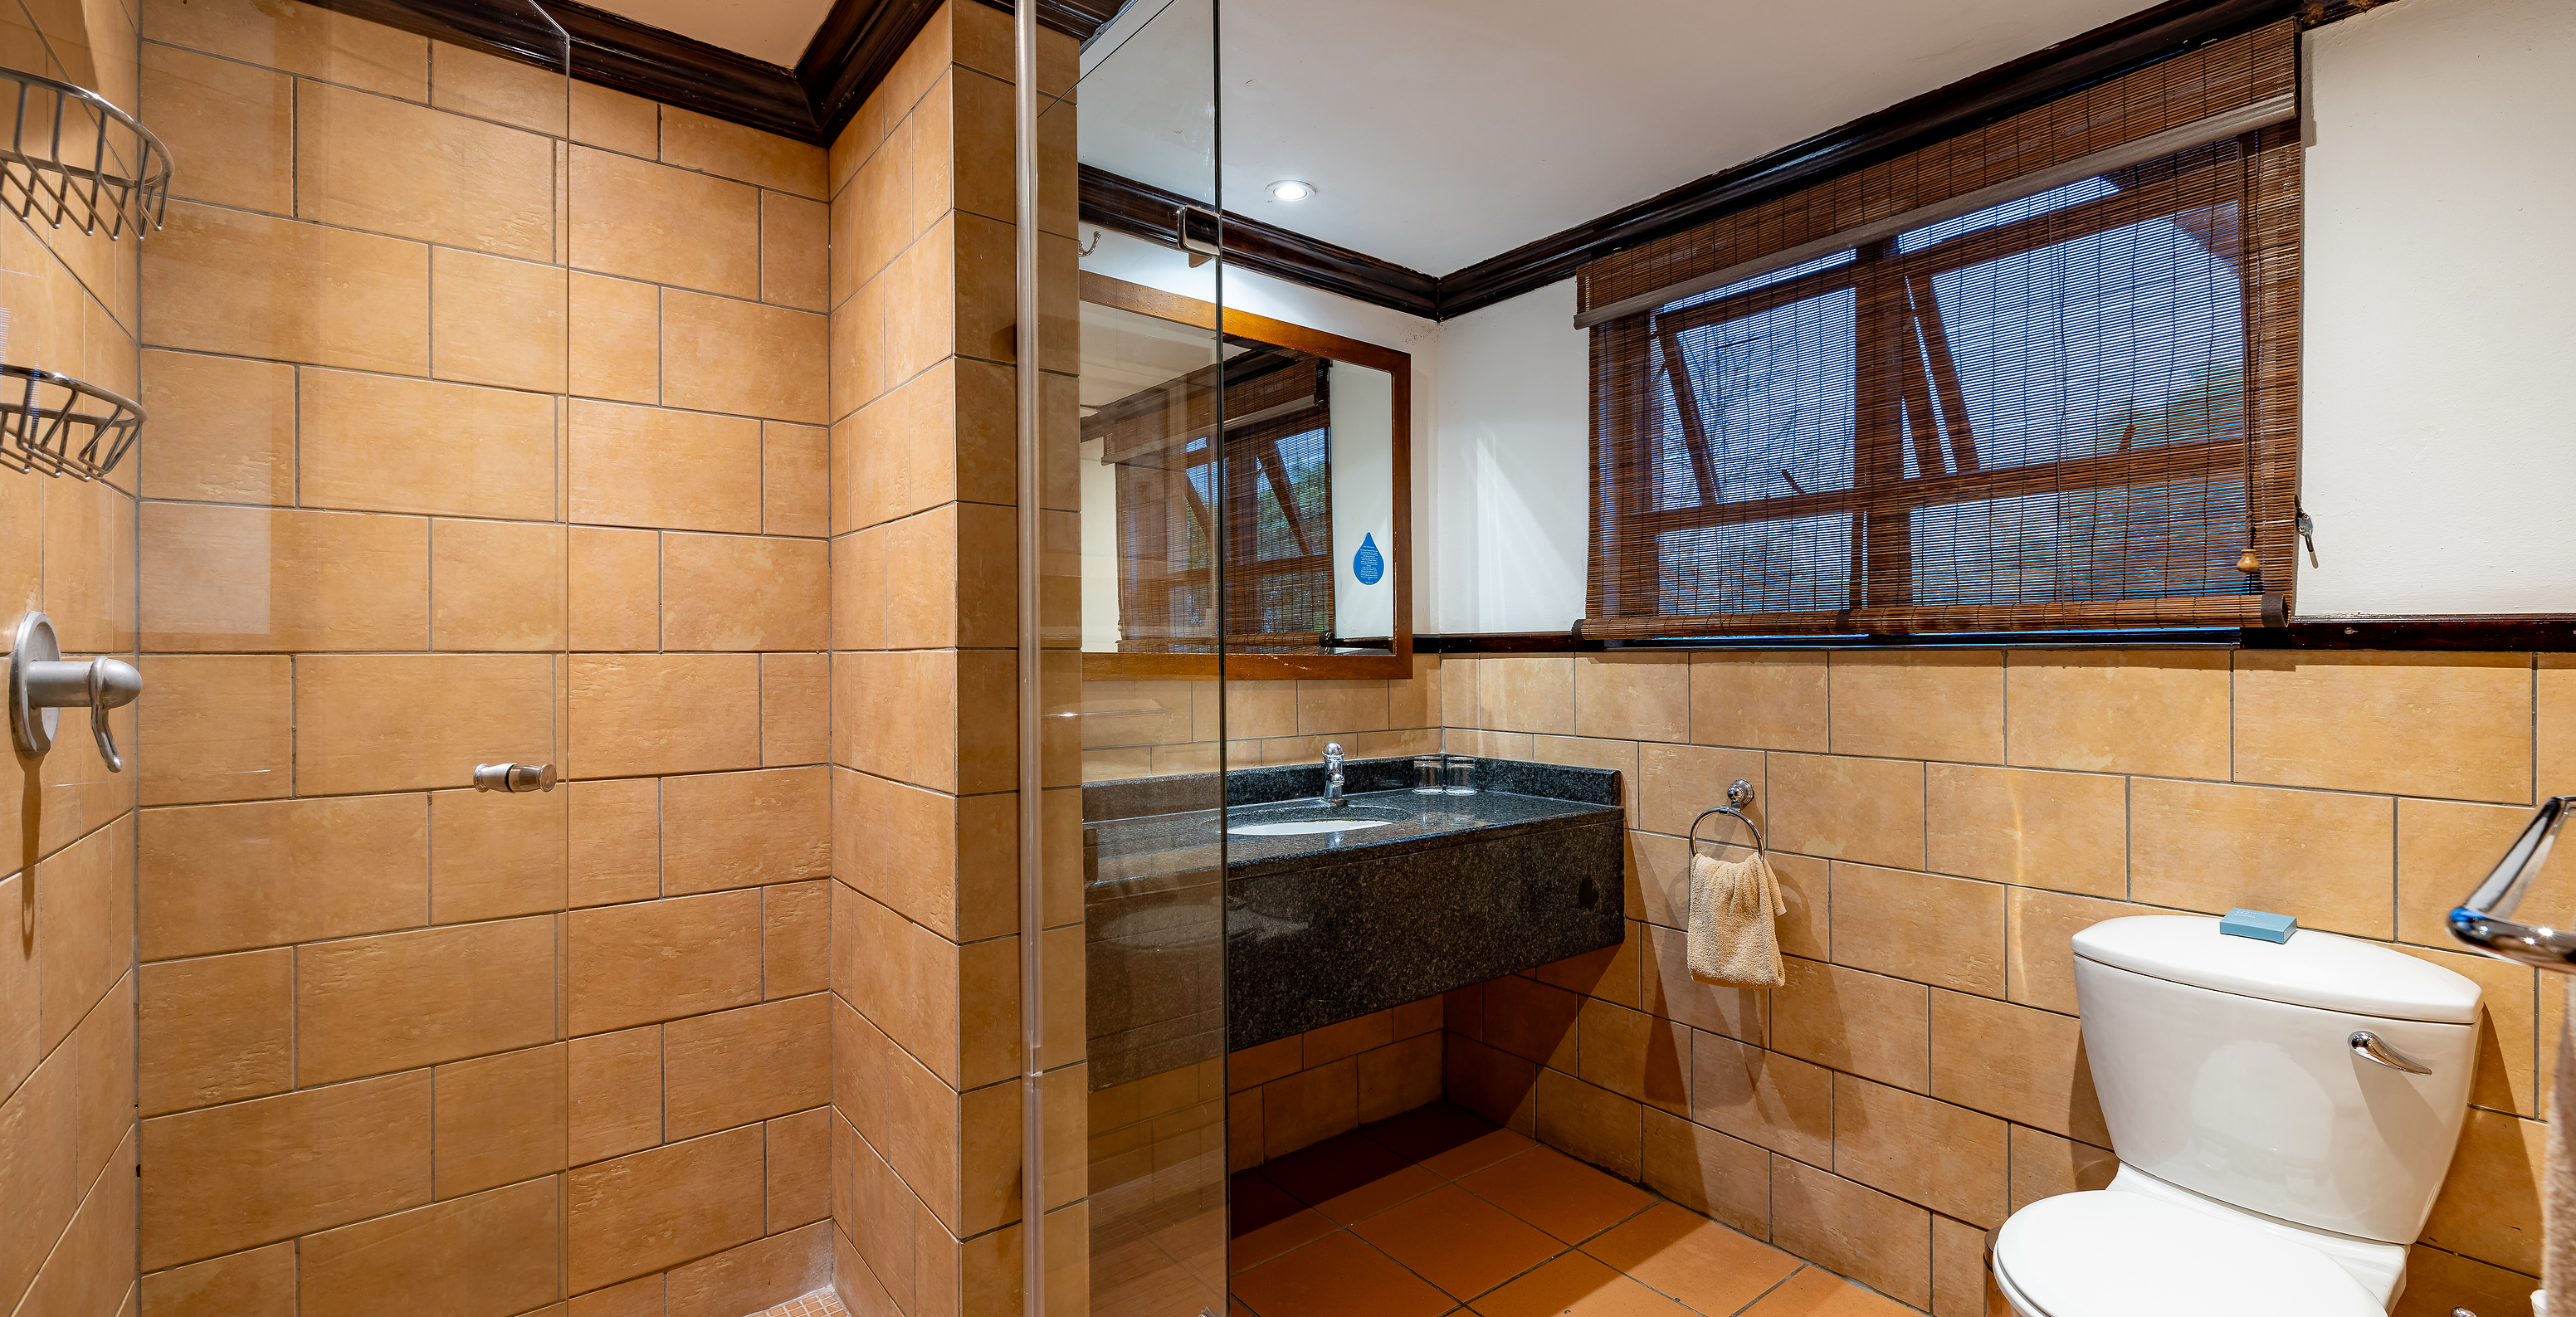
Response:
[1086, 786, 1621, 885]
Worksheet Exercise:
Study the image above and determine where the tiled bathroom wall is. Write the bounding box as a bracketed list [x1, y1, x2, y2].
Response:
[0, 4, 144, 1317]
[1439, 649, 2574, 1317]
[126, 0, 833, 1310]
[1077, 659, 1442, 783]
[823, 4, 1090, 1312]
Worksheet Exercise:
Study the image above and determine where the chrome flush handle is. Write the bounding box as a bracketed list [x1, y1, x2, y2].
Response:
[2350, 1030, 2432, 1075]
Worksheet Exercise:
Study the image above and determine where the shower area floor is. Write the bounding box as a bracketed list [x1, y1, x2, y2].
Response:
[1221, 1103, 1916, 1317]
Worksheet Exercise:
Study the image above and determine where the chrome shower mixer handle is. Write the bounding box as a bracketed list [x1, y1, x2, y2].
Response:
[8, 611, 141, 771]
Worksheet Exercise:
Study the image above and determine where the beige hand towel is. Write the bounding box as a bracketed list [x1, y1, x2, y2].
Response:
[2548, 975, 2576, 1315]
[1686, 850, 1785, 987]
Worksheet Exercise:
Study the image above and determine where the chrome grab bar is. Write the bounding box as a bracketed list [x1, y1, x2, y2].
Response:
[2447, 794, 2576, 973]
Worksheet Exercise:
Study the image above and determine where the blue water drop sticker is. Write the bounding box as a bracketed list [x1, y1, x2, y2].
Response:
[1353, 534, 1384, 585]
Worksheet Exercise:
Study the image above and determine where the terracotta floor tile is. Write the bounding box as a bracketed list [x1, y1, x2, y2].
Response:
[1363, 1100, 1539, 1179]
[1467, 1252, 1700, 1317]
[1261, 1131, 1447, 1224]
[1351, 1184, 1569, 1302]
[1230, 1229, 1456, 1317]
[1583, 1202, 1802, 1313]
[1739, 1266, 1919, 1315]
[1458, 1146, 1657, 1244]
[1233, 1206, 1340, 1274]
[1097, 1232, 1227, 1317]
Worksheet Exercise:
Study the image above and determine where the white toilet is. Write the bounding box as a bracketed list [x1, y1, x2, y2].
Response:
[1990, 915, 2484, 1316]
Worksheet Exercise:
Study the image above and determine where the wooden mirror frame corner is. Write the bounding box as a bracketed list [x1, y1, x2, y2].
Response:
[1078, 271, 1414, 681]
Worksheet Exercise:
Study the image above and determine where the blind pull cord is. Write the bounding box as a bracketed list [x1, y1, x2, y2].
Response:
[2297, 509, 2320, 568]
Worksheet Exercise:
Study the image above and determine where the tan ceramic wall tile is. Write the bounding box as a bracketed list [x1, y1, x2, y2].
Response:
[569, 272, 659, 404]
[764, 880, 831, 998]
[138, 1240, 296, 1317]
[1294, 680, 1388, 735]
[428, 786, 568, 922]
[1830, 652, 2008, 768]
[661, 767, 830, 895]
[1640, 1108, 1771, 1238]
[568, 777, 659, 909]
[139, 503, 427, 652]
[1441, 656, 1480, 729]
[1639, 924, 1765, 1046]
[139, 1069, 432, 1270]
[834, 507, 964, 652]
[139, 949, 291, 1116]
[2542, 656, 2575, 800]
[430, 247, 568, 393]
[1637, 742, 1764, 839]
[665, 1222, 833, 1317]
[294, 916, 555, 1085]
[661, 105, 827, 199]
[18, 1119, 138, 1317]
[1767, 753, 1925, 870]
[2006, 1124, 2117, 1213]
[571, 653, 762, 778]
[2398, 798, 2549, 947]
[1535, 1068, 1643, 1180]
[569, 399, 764, 534]
[144, 202, 427, 375]
[139, 349, 294, 505]
[761, 192, 831, 314]
[568, 525, 659, 651]
[661, 290, 829, 424]
[2130, 778, 2395, 938]
[569, 1272, 665, 1317]
[569, 80, 656, 157]
[1261, 1056, 1358, 1160]
[142, 42, 291, 213]
[431, 519, 567, 651]
[2234, 652, 2533, 803]
[664, 995, 831, 1139]
[570, 146, 760, 298]
[1829, 863, 2007, 997]
[1769, 1155, 1931, 1309]
[1531, 736, 1641, 823]
[764, 422, 829, 537]
[1930, 1214, 1988, 1317]
[430, 1043, 567, 1197]
[297, 1178, 559, 1317]
[1477, 656, 1575, 735]
[429, 41, 566, 134]
[1831, 1074, 2008, 1229]
[831, 359, 1014, 533]
[2399, 1242, 2545, 1317]
[296, 81, 552, 259]
[135, 655, 292, 806]
[295, 654, 553, 796]
[568, 1024, 661, 1165]
[832, 649, 989, 793]
[761, 652, 830, 766]
[1769, 957, 1929, 1091]
[142, 0, 427, 97]
[2005, 888, 2138, 1016]
[139, 795, 427, 958]
[300, 368, 556, 519]
[1690, 651, 1827, 752]
[2398, 944, 2535, 1119]
[1929, 990, 2106, 1144]
[1925, 763, 2126, 898]
[566, 889, 764, 1035]
[2006, 650, 2229, 779]
[1574, 655, 1688, 743]
[1689, 1028, 1829, 1168]
[1481, 973, 1579, 1072]
[661, 533, 830, 651]
[2418, 1109, 2544, 1275]
[30, 821, 131, 1074]
[1358, 1033, 1443, 1124]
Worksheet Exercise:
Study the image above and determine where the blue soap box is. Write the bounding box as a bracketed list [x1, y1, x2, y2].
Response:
[2219, 908, 2298, 943]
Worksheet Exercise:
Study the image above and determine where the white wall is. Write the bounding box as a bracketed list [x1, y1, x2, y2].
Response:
[2298, 0, 2576, 614]
[1427, 280, 1590, 633]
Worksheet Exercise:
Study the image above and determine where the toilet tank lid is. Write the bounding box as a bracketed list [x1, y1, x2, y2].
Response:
[2072, 916, 2481, 1023]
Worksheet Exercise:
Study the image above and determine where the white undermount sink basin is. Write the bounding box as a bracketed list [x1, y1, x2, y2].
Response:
[1225, 802, 1408, 837]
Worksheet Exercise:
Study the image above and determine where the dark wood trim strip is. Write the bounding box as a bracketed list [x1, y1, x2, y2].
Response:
[549, 0, 818, 139]
[797, 0, 944, 145]
[1420, 616, 2576, 653]
[1080, 165, 1441, 319]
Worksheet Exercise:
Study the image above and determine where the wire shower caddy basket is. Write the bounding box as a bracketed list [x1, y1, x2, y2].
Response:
[0, 65, 171, 239]
[0, 365, 143, 480]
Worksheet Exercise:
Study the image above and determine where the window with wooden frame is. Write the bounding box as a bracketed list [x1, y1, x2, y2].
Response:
[1579, 22, 2300, 639]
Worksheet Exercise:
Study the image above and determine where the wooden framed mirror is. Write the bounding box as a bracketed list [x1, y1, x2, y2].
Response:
[1078, 271, 1412, 679]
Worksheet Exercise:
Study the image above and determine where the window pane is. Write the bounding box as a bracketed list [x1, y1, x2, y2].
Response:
[1898, 175, 2118, 252]
[1910, 476, 2250, 605]
[1656, 286, 1857, 510]
[1656, 515, 1853, 616]
[1661, 248, 1857, 313]
[1932, 203, 2247, 471]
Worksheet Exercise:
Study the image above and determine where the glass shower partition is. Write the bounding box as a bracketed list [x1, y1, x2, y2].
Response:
[1056, 1, 1233, 1311]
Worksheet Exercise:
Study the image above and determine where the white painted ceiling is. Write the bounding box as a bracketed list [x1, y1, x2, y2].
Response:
[589, 0, 832, 68]
[601, 0, 2161, 277]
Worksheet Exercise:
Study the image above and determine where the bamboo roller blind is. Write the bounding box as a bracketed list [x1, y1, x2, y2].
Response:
[1580, 21, 2300, 638]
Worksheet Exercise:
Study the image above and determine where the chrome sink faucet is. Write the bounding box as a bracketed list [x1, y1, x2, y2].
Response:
[1321, 742, 1347, 807]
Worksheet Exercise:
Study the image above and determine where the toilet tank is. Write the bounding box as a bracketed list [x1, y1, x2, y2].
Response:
[2072, 915, 2481, 1245]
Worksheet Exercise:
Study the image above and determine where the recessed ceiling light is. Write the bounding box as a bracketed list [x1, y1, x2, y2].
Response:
[1267, 180, 1314, 202]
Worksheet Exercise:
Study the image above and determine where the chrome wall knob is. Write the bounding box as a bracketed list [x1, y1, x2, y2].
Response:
[10, 611, 141, 771]
[472, 762, 555, 793]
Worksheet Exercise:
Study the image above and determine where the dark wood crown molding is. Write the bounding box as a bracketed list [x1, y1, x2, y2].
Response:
[1079, 167, 1440, 319]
